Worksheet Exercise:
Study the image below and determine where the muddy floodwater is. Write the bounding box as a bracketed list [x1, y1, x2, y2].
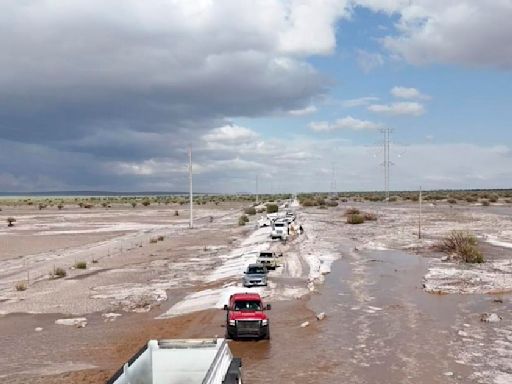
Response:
[1, 202, 512, 383]
[231, 249, 512, 384]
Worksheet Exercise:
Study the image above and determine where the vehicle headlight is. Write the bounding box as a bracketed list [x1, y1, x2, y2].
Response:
[261, 319, 268, 326]
[229, 320, 236, 326]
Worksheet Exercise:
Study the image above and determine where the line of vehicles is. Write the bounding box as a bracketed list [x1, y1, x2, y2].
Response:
[224, 209, 297, 343]
[258, 210, 297, 241]
[107, 208, 297, 383]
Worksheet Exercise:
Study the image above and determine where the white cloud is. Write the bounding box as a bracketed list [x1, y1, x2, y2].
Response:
[288, 105, 318, 116]
[391, 86, 429, 100]
[342, 96, 380, 108]
[279, 0, 350, 55]
[309, 116, 382, 131]
[368, 102, 425, 116]
[356, 49, 385, 72]
[356, 1, 512, 69]
[202, 125, 259, 143]
[105, 139, 512, 193]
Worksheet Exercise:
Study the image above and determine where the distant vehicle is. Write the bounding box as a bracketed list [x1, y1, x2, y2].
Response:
[106, 338, 243, 384]
[271, 220, 288, 240]
[242, 263, 268, 287]
[224, 292, 271, 340]
[257, 251, 282, 270]
[257, 216, 271, 227]
[285, 211, 296, 223]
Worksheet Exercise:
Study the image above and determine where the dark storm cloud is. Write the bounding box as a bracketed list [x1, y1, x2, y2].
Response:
[0, 0, 343, 190]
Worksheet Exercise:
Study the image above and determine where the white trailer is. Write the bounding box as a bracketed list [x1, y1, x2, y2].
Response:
[107, 338, 242, 384]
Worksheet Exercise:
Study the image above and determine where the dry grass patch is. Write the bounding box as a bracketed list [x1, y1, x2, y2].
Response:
[434, 231, 484, 263]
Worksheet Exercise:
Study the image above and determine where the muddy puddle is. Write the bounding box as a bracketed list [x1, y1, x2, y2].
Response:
[231, 250, 512, 384]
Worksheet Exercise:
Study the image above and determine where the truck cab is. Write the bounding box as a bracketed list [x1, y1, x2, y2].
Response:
[224, 293, 271, 340]
[256, 251, 282, 270]
[270, 219, 288, 240]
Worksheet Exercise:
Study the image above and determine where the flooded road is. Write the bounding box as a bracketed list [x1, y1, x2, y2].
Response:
[231, 249, 512, 384]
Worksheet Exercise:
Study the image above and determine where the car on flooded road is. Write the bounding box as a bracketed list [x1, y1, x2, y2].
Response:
[242, 263, 268, 287]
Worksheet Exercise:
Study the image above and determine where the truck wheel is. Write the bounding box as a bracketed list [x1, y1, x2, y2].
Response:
[223, 358, 242, 384]
[226, 329, 236, 340]
[264, 327, 270, 340]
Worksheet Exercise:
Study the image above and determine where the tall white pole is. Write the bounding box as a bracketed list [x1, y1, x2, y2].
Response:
[382, 128, 388, 203]
[419, 186, 423, 239]
[188, 145, 193, 229]
[386, 128, 390, 202]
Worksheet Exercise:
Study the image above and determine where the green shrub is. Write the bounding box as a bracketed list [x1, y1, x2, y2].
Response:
[266, 204, 278, 214]
[466, 197, 477, 203]
[326, 200, 339, 207]
[142, 200, 151, 207]
[447, 198, 457, 204]
[345, 208, 360, 215]
[75, 261, 87, 269]
[174, 210, 179, 216]
[244, 207, 257, 215]
[301, 199, 316, 207]
[149, 237, 158, 244]
[6, 217, 16, 227]
[157, 235, 165, 241]
[131, 202, 137, 208]
[238, 215, 249, 226]
[435, 231, 484, 263]
[347, 214, 365, 225]
[481, 200, 490, 206]
[51, 267, 67, 279]
[15, 282, 27, 291]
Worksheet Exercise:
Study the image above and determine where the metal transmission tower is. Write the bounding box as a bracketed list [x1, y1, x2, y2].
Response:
[380, 128, 393, 202]
[330, 163, 337, 196]
[188, 145, 193, 229]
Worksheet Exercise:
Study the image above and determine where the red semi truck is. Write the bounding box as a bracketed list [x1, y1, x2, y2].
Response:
[224, 293, 271, 340]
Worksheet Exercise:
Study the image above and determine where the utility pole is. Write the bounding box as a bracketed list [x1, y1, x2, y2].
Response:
[380, 128, 392, 202]
[419, 186, 423, 239]
[330, 163, 337, 196]
[256, 175, 259, 204]
[188, 145, 193, 229]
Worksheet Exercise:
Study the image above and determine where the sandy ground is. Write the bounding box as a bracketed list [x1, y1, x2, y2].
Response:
[0, 201, 511, 383]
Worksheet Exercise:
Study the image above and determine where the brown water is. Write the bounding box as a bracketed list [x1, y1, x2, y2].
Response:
[231, 249, 512, 384]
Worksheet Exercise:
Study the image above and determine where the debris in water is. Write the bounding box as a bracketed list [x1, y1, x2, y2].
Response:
[55, 317, 88, 328]
[480, 313, 502, 323]
[102, 313, 122, 322]
[300, 321, 310, 328]
[316, 312, 326, 321]
[34, 327, 43, 332]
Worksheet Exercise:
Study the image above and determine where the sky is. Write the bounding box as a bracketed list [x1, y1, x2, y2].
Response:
[1, 0, 511, 193]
